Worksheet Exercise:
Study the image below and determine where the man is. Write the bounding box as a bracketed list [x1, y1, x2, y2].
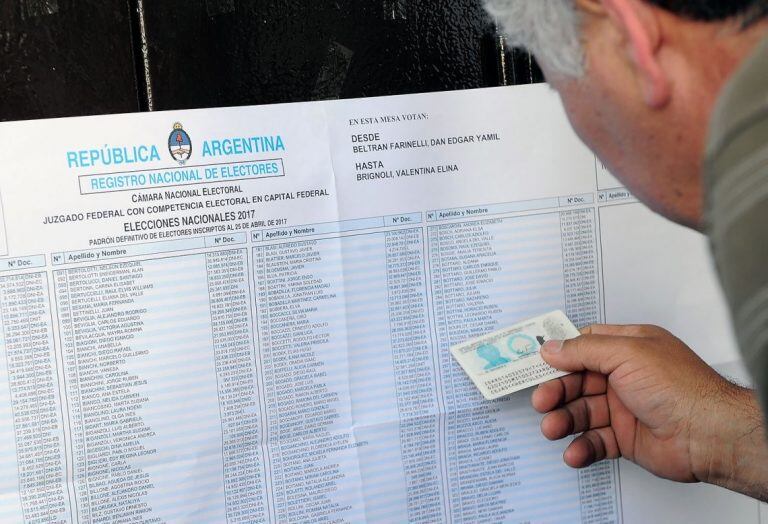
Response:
[484, 0, 768, 501]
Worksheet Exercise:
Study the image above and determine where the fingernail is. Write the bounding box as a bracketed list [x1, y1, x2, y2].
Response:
[542, 340, 563, 353]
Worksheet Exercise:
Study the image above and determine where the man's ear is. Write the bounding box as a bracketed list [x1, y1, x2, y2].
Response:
[599, 0, 672, 108]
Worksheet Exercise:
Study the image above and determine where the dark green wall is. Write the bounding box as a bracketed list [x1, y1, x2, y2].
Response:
[0, 0, 543, 121]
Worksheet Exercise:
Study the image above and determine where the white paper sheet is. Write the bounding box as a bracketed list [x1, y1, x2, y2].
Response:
[0, 84, 752, 523]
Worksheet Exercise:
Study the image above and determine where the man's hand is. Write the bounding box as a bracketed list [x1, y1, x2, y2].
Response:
[534, 324, 768, 501]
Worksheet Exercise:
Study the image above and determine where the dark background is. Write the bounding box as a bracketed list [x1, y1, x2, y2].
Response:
[0, 0, 543, 121]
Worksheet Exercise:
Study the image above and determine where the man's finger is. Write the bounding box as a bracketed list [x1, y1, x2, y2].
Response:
[531, 372, 607, 413]
[562, 427, 621, 468]
[541, 334, 641, 375]
[580, 324, 665, 338]
[540, 395, 610, 440]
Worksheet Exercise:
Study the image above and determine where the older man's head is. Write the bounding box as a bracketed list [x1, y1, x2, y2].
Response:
[486, 0, 768, 229]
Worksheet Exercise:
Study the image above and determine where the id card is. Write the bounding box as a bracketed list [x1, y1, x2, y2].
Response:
[450, 310, 579, 400]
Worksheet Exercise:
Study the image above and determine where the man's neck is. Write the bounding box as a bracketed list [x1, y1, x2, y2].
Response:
[655, 17, 768, 231]
[676, 17, 768, 97]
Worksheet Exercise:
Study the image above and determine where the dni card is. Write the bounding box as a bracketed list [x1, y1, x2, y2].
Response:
[451, 310, 579, 400]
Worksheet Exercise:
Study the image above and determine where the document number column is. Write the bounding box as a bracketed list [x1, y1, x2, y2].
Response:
[0, 273, 69, 523]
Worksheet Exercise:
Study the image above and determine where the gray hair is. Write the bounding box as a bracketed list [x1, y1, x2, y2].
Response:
[484, 0, 585, 77]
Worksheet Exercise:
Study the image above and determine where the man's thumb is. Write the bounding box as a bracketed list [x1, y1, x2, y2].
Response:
[541, 335, 635, 375]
